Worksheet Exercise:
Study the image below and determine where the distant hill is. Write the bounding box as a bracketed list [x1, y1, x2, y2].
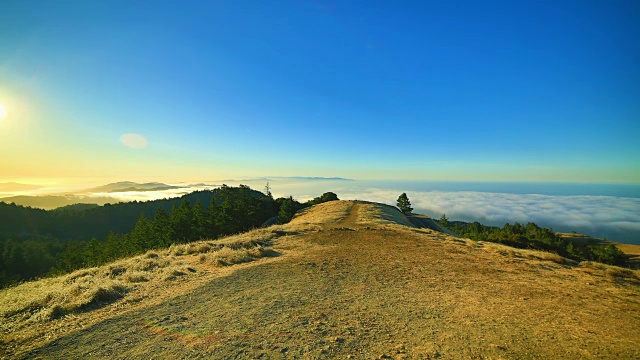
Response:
[0, 182, 43, 192]
[0, 195, 119, 210]
[52, 203, 101, 213]
[269, 176, 354, 181]
[85, 181, 184, 193]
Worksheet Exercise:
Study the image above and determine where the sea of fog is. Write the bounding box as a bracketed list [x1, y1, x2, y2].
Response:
[250, 179, 640, 245]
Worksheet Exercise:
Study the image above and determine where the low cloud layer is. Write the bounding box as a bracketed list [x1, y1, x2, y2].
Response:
[338, 188, 640, 244]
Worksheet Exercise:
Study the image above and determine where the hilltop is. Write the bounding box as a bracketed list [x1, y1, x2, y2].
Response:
[2, 201, 639, 359]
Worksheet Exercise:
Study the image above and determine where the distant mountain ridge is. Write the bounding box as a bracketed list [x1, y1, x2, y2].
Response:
[267, 176, 353, 181]
[0, 182, 43, 192]
[85, 181, 183, 193]
[0, 195, 116, 210]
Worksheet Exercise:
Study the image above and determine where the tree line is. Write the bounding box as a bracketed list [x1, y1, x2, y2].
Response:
[445, 219, 627, 266]
[0, 185, 339, 288]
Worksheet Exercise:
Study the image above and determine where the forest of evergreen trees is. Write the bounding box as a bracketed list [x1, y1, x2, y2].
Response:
[447, 220, 628, 266]
[0, 185, 339, 288]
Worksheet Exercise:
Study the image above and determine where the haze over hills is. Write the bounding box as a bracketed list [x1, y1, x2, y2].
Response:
[0, 195, 120, 210]
[0, 181, 210, 210]
[83, 181, 185, 193]
[0, 183, 43, 192]
[1, 200, 638, 359]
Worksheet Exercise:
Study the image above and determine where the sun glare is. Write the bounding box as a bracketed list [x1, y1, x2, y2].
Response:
[0, 103, 6, 120]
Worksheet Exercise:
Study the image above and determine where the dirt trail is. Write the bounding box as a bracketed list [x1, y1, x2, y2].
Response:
[328, 201, 362, 229]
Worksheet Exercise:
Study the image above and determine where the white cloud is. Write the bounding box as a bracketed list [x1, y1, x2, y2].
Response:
[120, 133, 148, 149]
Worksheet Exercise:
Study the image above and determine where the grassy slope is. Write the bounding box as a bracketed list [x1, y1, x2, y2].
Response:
[2, 201, 640, 359]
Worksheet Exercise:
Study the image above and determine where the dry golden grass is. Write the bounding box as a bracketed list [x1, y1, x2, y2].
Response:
[2, 201, 639, 359]
[0, 227, 290, 357]
[578, 261, 640, 282]
[615, 242, 640, 256]
[356, 201, 416, 228]
[480, 242, 574, 265]
[289, 199, 352, 226]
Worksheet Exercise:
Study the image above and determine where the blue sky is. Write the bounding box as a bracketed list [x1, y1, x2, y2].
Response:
[1, 0, 638, 182]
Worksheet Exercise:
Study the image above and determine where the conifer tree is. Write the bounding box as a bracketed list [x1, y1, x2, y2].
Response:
[153, 207, 172, 247]
[277, 196, 297, 224]
[396, 193, 413, 214]
[207, 196, 220, 238]
[130, 212, 152, 251]
[264, 181, 273, 199]
[439, 213, 449, 228]
[170, 200, 193, 243]
[192, 199, 208, 240]
[84, 238, 104, 267]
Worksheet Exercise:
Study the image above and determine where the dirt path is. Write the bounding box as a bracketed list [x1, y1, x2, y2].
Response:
[328, 201, 362, 229]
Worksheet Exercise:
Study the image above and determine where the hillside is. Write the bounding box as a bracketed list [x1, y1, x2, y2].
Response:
[2, 201, 639, 359]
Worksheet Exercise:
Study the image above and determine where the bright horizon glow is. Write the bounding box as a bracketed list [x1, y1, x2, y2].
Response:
[1, 1, 638, 183]
[0, 103, 6, 121]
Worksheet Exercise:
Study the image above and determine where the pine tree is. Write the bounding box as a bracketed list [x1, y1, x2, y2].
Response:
[170, 200, 193, 243]
[396, 193, 413, 214]
[84, 238, 104, 267]
[130, 212, 152, 252]
[104, 232, 125, 260]
[216, 199, 235, 236]
[277, 196, 297, 224]
[264, 181, 273, 199]
[207, 196, 219, 238]
[153, 207, 172, 247]
[439, 213, 449, 228]
[192, 199, 207, 240]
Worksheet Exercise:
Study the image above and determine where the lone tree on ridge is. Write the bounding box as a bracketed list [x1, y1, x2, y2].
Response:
[396, 193, 413, 214]
[439, 213, 449, 228]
